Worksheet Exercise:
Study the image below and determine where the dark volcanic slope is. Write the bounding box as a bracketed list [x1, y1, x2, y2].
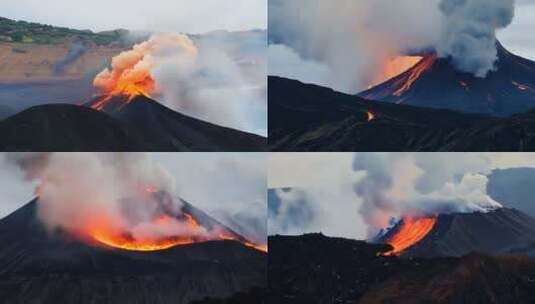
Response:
[269, 234, 535, 304]
[269, 76, 535, 152]
[0, 104, 156, 151]
[89, 95, 266, 152]
[0, 199, 266, 304]
[359, 43, 535, 116]
[380, 208, 535, 258]
[0, 95, 265, 151]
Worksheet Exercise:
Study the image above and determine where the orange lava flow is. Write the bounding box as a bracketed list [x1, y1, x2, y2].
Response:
[370, 56, 423, 88]
[367, 111, 376, 122]
[384, 215, 437, 256]
[92, 231, 196, 252]
[393, 55, 436, 96]
[91, 214, 203, 252]
[219, 233, 268, 253]
[91, 77, 155, 111]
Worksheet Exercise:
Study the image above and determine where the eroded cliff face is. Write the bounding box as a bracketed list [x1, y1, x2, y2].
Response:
[0, 41, 125, 83]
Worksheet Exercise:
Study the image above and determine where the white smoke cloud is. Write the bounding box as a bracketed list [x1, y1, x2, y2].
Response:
[269, 0, 516, 92]
[159, 31, 267, 136]
[269, 153, 503, 239]
[352, 153, 501, 237]
[0, 153, 267, 246]
[437, 0, 515, 77]
[95, 31, 267, 136]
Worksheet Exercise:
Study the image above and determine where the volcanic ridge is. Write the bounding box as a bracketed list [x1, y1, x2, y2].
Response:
[0, 94, 266, 151]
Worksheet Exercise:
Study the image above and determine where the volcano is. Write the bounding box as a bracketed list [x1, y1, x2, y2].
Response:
[0, 95, 265, 151]
[359, 43, 535, 116]
[0, 195, 266, 304]
[87, 94, 266, 151]
[269, 76, 535, 151]
[378, 208, 535, 258]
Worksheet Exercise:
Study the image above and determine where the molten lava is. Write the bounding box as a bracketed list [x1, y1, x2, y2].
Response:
[392, 55, 436, 96]
[90, 213, 204, 252]
[367, 111, 376, 122]
[384, 215, 437, 256]
[91, 33, 198, 111]
[370, 56, 423, 88]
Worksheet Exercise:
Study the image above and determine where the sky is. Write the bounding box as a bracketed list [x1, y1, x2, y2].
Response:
[0, 0, 267, 33]
[268, 153, 535, 239]
[0, 153, 267, 228]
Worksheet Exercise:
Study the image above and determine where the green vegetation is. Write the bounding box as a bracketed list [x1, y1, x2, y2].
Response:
[0, 16, 127, 45]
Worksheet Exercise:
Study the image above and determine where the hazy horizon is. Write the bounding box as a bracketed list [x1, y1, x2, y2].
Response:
[0, 0, 267, 34]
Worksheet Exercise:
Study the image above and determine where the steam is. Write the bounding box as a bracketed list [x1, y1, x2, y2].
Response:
[94, 31, 267, 136]
[437, 0, 515, 77]
[268, 153, 503, 239]
[269, 0, 516, 92]
[53, 41, 88, 76]
[352, 153, 502, 236]
[2, 153, 266, 247]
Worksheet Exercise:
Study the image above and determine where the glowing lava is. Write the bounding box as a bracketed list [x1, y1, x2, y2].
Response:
[392, 55, 436, 96]
[367, 111, 376, 122]
[370, 56, 423, 88]
[91, 33, 198, 110]
[384, 215, 437, 256]
[90, 214, 203, 252]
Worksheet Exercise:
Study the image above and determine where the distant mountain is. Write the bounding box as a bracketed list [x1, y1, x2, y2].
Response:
[378, 208, 535, 258]
[487, 168, 535, 218]
[359, 43, 535, 116]
[0, 95, 266, 151]
[269, 76, 535, 152]
[269, 234, 535, 304]
[0, 197, 266, 304]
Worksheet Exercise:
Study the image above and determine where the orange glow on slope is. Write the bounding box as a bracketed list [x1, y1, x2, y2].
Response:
[384, 215, 437, 256]
[393, 55, 436, 96]
[367, 111, 376, 122]
[370, 56, 423, 88]
[219, 232, 268, 253]
[90, 214, 203, 252]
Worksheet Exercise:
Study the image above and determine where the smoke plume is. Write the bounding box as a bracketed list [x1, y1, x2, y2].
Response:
[352, 153, 502, 236]
[2, 153, 266, 247]
[268, 153, 504, 239]
[437, 0, 515, 77]
[269, 0, 516, 92]
[94, 31, 267, 135]
[53, 41, 88, 76]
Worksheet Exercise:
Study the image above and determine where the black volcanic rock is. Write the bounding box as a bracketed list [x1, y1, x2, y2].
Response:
[359, 43, 535, 116]
[269, 76, 535, 152]
[88, 95, 267, 152]
[379, 208, 535, 258]
[0, 95, 265, 152]
[269, 234, 535, 304]
[0, 199, 266, 304]
[0, 104, 156, 151]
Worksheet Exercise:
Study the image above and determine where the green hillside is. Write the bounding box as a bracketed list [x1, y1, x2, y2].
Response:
[0, 16, 127, 45]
